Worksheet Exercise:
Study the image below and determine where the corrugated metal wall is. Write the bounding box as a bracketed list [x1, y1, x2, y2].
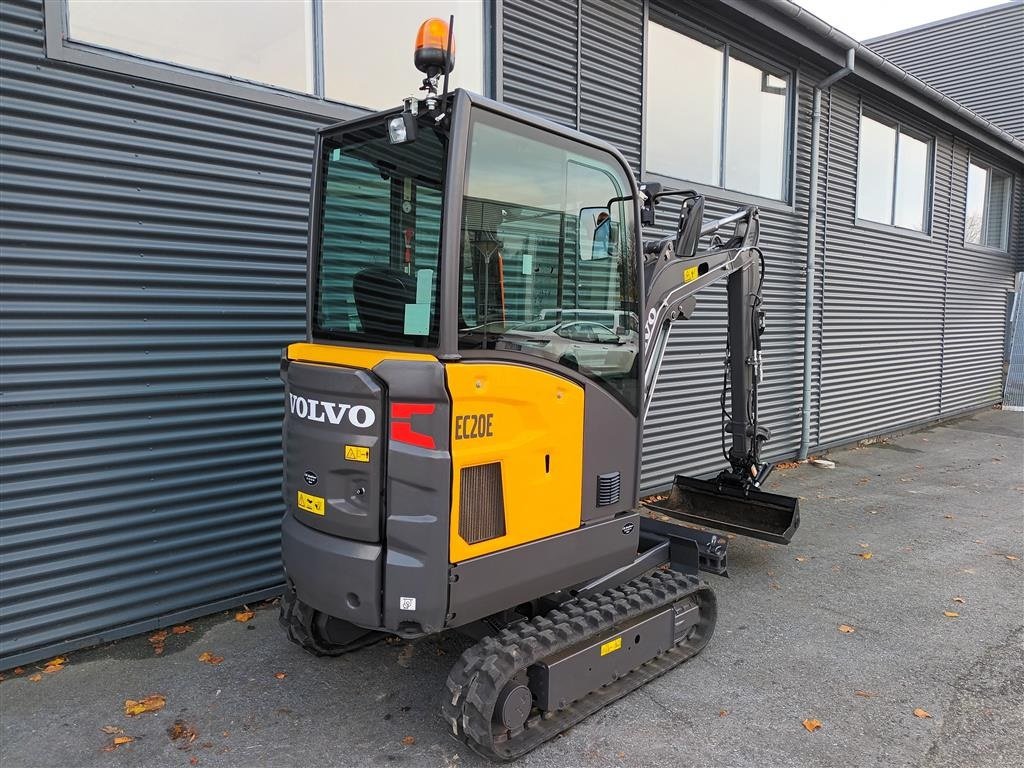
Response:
[817, 84, 1018, 446]
[1, 0, 1021, 667]
[940, 143, 1022, 413]
[502, 1, 579, 128]
[817, 88, 948, 444]
[866, 2, 1024, 142]
[0, 0, 328, 667]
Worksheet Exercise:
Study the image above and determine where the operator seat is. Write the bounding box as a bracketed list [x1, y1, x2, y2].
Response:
[353, 267, 416, 342]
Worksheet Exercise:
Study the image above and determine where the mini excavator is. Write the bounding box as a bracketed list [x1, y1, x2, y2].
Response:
[278, 18, 799, 760]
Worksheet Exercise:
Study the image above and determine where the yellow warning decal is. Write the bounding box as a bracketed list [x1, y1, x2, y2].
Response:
[683, 265, 699, 283]
[600, 637, 622, 656]
[344, 445, 370, 462]
[297, 491, 325, 515]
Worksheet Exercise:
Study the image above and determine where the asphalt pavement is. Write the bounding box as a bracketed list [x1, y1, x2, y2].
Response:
[1, 407, 1021, 768]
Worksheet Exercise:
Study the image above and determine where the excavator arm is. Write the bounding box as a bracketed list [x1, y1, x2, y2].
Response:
[637, 184, 799, 544]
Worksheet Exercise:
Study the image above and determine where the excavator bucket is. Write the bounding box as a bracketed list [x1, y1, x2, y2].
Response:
[645, 475, 800, 545]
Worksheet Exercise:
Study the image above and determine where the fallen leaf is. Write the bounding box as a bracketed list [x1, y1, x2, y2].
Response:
[795, 556, 807, 562]
[101, 726, 124, 735]
[775, 460, 801, 470]
[171, 625, 193, 635]
[943, 514, 954, 519]
[802, 718, 822, 732]
[149, 630, 168, 655]
[190, 758, 199, 766]
[401, 735, 416, 746]
[1006, 555, 1020, 562]
[854, 690, 875, 698]
[943, 611, 959, 618]
[234, 610, 255, 623]
[769, 582, 781, 590]
[856, 552, 873, 560]
[858, 543, 869, 548]
[102, 735, 135, 752]
[13, 667, 24, 675]
[168, 720, 198, 744]
[838, 624, 856, 634]
[274, 672, 287, 680]
[913, 708, 932, 719]
[42, 656, 66, 673]
[198, 652, 223, 665]
[952, 597, 965, 604]
[124, 694, 166, 716]
[28, 674, 42, 682]
[718, 709, 729, 717]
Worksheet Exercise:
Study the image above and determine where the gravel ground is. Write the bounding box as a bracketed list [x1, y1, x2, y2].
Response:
[1, 407, 1021, 768]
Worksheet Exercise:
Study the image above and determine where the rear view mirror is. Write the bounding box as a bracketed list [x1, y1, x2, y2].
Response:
[578, 207, 618, 261]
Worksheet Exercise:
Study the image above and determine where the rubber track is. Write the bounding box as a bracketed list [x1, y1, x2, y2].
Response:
[441, 569, 717, 760]
[279, 585, 383, 656]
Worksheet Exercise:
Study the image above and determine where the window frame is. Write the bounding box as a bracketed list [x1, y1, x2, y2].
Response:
[44, 0, 497, 120]
[963, 152, 1014, 254]
[854, 106, 935, 236]
[641, 14, 797, 209]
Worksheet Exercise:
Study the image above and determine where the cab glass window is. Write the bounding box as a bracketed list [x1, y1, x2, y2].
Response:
[313, 118, 446, 346]
[458, 111, 639, 411]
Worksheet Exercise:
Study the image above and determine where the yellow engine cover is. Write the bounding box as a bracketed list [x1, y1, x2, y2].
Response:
[446, 363, 584, 563]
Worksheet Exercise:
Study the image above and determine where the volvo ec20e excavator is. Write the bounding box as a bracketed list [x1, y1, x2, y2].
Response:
[278, 18, 799, 760]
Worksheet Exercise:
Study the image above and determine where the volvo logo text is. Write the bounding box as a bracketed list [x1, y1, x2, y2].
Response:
[289, 393, 375, 428]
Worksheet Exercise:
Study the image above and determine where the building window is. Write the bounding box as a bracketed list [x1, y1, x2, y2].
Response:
[855, 113, 932, 232]
[323, 1, 484, 110]
[965, 160, 1012, 251]
[64, 0, 485, 112]
[644, 21, 791, 201]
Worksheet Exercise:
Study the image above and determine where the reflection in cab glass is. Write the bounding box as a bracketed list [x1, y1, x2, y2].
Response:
[457, 112, 639, 412]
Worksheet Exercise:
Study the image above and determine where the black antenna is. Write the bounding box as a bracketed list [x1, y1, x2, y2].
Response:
[440, 15, 454, 109]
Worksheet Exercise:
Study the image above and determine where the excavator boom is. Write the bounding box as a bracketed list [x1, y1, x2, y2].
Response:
[637, 185, 799, 543]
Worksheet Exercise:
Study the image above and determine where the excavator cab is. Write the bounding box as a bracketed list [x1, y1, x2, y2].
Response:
[279, 18, 798, 760]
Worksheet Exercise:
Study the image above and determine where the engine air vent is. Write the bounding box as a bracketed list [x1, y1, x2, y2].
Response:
[597, 472, 621, 506]
[459, 463, 506, 544]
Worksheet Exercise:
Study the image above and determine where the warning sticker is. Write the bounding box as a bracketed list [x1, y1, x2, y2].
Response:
[600, 636, 622, 656]
[345, 445, 370, 462]
[683, 266, 699, 283]
[297, 491, 325, 515]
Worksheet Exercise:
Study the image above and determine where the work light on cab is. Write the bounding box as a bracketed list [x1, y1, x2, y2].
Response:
[388, 17, 456, 143]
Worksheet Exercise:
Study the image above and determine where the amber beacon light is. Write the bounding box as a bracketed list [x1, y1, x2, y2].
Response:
[414, 17, 455, 77]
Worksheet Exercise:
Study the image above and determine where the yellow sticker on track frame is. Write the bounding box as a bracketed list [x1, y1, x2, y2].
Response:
[600, 636, 622, 656]
[683, 265, 699, 283]
[344, 445, 370, 462]
[297, 491, 325, 515]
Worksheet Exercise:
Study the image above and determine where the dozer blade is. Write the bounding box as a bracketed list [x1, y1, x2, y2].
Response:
[645, 475, 800, 544]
